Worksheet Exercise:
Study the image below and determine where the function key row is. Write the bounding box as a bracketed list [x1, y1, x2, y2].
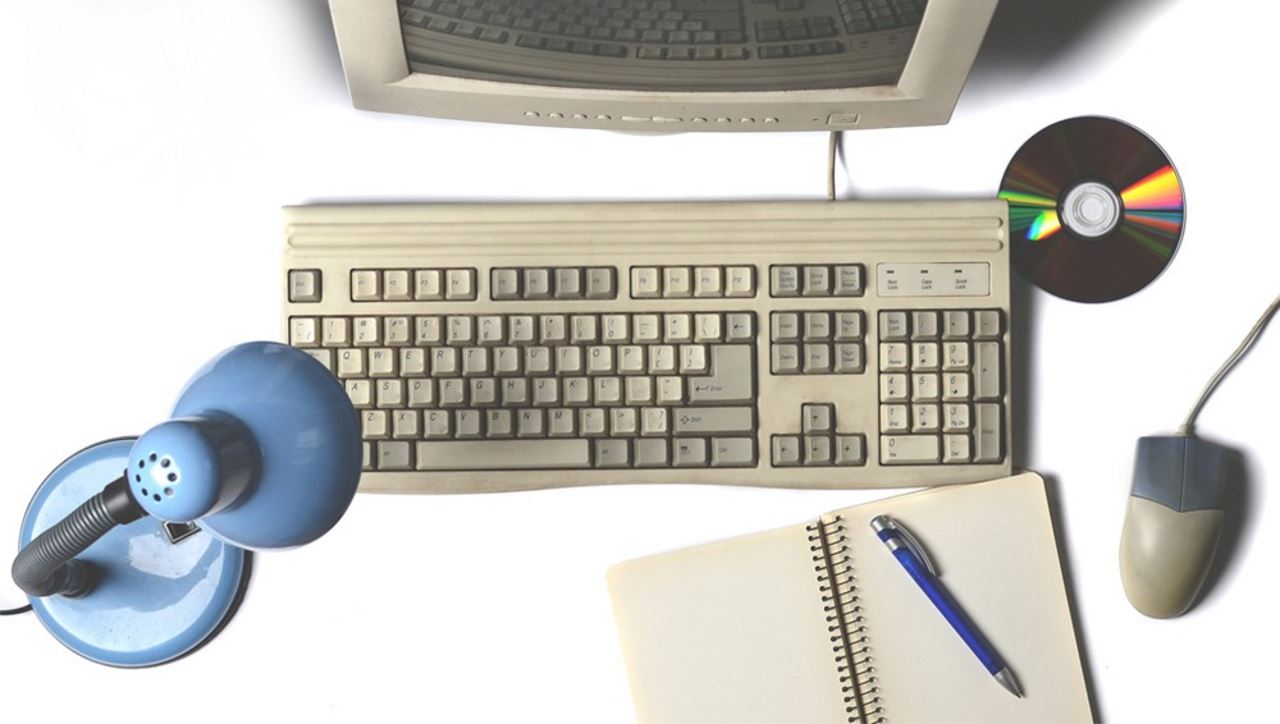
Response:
[352, 268, 477, 302]
[491, 267, 617, 301]
[630, 266, 755, 299]
[769, 264, 864, 298]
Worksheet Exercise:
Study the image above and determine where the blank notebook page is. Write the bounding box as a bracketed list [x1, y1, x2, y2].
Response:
[608, 473, 1092, 723]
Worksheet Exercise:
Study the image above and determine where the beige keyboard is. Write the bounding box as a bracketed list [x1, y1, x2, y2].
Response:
[283, 201, 1012, 493]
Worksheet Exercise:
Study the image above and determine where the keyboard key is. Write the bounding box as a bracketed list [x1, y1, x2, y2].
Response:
[290, 317, 319, 347]
[446, 269, 476, 300]
[975, 342, 1002, 400]
[975, 310, 1003, 339]
[634, 438, 670, 468]
[803, 313, 831, 341]
[362, 410, 389, 439]
[631, 267, 661, 298]
[804, 436, 832, 465]
[383, 270, 411, 301]
[880, 343, 909, 371]
[492, 269, 521, 300]
[772, 344, 800, 374]
[679, 345, 707, 374]
[524, 269, 552, 299]
[346, 380, 372, 408]
[694, 267, 722, 297]
[833, 265, 863, 296]
[663, 267, 692, 297]
[694, 313, 721, 343]
[416, 316, 443, 345]
[711, 437, 755, 467]
[772, 435, 802, 467]
[835, 435, 866, 466]
[944, 403, 971, 432]
[673, 438, 708, 467]
[415, 270, 443, 300]
[881, 435, 941, 465]
[943, 341, 970, 371]
[803, 344, 831, 373]
[802, 266, 830, 296]
[595, 439, 630, 468]
[586, 268, 616, 299]
[555, 268, 583, 299]
[943, 310, 970, 339]
[352, 270, 381, 301]
[416, 440, 592, 470]
[338, 350, 366, 379]
[393, 410, 420, 439]
[323, 318, 351, 347]
[880, 311, 909, 340]
[673, 406, 754, 436]
[834, 312, 863, 341]
[911, 311, 939, 339]
[771, 312, 800, 342]
[770, 266, 800, 296]
[944, 434, 971, 464]
[288, 270, 322, 303]
[833, 344, 864, 374]
[378, 441, 413, 471]
[974, 404, 1003, 463]
[689, 345, 754, 404]
[803, 404, 833, 434]
[880, 404, 909, 432]
[725, 266, 755, 297]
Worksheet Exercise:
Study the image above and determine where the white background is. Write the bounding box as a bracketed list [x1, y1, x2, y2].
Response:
[0, 1, 1274, 722]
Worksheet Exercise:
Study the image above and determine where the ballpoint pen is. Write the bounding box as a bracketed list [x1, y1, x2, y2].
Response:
[869, 515, 1024, 698]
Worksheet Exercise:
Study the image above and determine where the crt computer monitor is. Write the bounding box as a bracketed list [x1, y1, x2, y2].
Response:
[329, 0, 997, 132]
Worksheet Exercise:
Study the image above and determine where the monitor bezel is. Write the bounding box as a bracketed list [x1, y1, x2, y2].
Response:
[329, 0, 998, 132]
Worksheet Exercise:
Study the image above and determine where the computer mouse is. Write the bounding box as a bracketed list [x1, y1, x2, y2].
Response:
[1120, 435, 1231, 619]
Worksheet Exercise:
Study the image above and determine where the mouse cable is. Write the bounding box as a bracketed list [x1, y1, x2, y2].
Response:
[826, 131, 843, 201]
[1, 604, 32, 616]
[1179, 291, 1280, 436]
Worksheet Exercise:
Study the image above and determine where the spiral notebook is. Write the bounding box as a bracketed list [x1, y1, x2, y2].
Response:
[607, 473, 1092, 723]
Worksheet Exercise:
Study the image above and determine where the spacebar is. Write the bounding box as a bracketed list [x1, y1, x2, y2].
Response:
[415, 440, 592, 471]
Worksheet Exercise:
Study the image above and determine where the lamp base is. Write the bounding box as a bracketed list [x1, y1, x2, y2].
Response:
[17, 439, 250, 667]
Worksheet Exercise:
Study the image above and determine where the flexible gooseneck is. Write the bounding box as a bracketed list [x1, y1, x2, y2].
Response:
[11, 476, 147, 598]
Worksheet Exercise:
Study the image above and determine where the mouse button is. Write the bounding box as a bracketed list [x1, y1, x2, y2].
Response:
[1132, 436, 1191, 509]
[1181, 437, 1232, 511]
[1120, 496, 1224, 619]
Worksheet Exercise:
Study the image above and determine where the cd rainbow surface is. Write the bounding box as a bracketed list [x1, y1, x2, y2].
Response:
[999, 116, 1185, 303]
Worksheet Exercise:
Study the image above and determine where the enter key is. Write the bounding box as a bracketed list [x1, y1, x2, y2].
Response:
[688, 344, 755, 405]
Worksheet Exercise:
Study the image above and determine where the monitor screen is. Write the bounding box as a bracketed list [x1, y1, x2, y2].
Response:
[397, 0, 927, 92]
[329, 0, 995, 131]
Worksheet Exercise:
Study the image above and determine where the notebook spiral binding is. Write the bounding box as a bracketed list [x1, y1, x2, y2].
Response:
[809, 515, 885, 724]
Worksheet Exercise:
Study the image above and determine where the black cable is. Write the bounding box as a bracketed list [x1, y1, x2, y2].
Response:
[1, 604, 33, 616]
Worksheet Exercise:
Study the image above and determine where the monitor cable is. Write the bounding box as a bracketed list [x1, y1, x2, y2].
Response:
[1178, 291, 1280, 436]
[826, 131, 843, 201]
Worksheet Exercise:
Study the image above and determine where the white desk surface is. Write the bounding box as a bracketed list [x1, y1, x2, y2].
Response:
[1, 2, 1274, 722]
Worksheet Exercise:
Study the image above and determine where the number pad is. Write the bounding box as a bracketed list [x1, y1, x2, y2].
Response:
[877, 309, 1005, 465]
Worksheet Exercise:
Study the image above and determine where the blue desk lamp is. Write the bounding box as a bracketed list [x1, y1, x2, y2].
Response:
[9, 342, 362, 667]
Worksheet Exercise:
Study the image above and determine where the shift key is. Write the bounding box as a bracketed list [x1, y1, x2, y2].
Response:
[673, 407, 755, 436]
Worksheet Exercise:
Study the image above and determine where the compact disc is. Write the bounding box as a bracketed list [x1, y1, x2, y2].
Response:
[999, 116, 1185, 303]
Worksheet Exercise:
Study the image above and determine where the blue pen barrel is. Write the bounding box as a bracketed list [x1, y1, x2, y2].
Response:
[893, 547, 1006, 675]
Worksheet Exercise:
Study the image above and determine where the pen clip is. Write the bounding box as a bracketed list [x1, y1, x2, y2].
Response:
[875, 516, 939, 577]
